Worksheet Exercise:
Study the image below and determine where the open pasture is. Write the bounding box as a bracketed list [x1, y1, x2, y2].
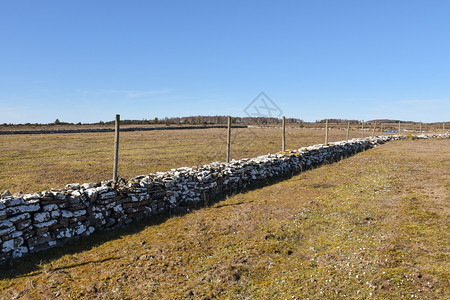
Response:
[0, 127, 359, 194]
[0, 138, 448, 299]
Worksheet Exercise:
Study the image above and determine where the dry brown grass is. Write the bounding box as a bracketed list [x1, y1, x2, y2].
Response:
[1, 127, 356, 194]
[0, 138, 448, 299]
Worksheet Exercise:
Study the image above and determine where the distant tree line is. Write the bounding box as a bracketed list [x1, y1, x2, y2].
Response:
[101, 115, 304, 125]
[1, 117, 444, 127]
[367, 119, 413, 123]
[1, 116, 302, 126]
[315, 119, 361, 124]
[315, 119, 418, 124]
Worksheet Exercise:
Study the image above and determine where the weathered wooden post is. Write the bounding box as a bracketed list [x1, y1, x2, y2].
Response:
[372, 122, 376, 138]
[361, 120, 364, 139]
[419, 121, 422, 133]
[324, 119, 329, 145]
[444, 122, 446, 133]
[113, 114, 120, 182]
[282, 116, 286, 151]
[398, 121, 401, 134]
[346, 121, 350, 141]
[226, 116, 231, 163]
[380, 123, 384, 135]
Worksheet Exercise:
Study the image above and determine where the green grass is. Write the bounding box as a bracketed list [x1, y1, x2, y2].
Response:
[0, 139, 448, 299]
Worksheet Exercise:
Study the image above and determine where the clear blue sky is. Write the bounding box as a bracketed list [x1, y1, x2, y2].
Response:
[1, 0, 449, 123]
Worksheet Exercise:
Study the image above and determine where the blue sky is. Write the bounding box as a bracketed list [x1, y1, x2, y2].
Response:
[1, 0, 449, 123]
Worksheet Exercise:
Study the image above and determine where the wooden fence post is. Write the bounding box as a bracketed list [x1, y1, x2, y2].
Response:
[372, 122, 376, 138]
[226, 116, 231, 163]
[419, 121, 422, 133]
[361, 120, 364, 139]
[282, 116, 286, 151]
[325, 119, 329, 145]
[444, 122, 446, 133]
[398, 121, 401, 134]
[380, 123, 384, 135]
[346, 121, 350, 141]
[113, 114, 120, 182]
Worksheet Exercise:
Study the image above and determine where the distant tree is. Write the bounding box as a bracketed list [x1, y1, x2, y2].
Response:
[54, 119, 61, 125]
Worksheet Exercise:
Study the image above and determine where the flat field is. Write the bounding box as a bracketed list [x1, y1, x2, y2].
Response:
[0, 139, 448, 299]
[1, 127, 361, 194]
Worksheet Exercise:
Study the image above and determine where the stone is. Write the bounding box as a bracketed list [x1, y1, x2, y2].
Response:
[95, 186, 110, 194]
[39, 190, 54, 201]
[34, 212, 51, 223]
[61, 210, 74, 218]
[35, 226, 50, 235]
[2, 230, 23, 240]
[16, 219, 32, 231]
[73, 209, 86, 217]
[3, 197, 25, 207]
[12, 246, 28, 258]
[98, 191, 117, 200]
[22, 193, 39, 201]
[113, 204, 124, 214]
[29, 240, 57, 253]
[6, 204, 40, 216]
[54, 192, 66, 200]
[2, 237, 24, 252]
[33, 219, 57, 229]
[87, 226, 95, 235]
[55, 228, 72, 239]
[9, 213, 30, 223]
[43, 204, 58, 211]
[1, 190, 12, 198]
[71, 190, 83, 198]
[65, 183, 81, 190]
[73, 224, 86, 235]
[81, 182, 97, 189]
[0, 220, 13, 230]
[69, 215, 87, 223]
[84, 188, 98, 201]
[27, 232, 52, 247]
[0, 226, 16, 237]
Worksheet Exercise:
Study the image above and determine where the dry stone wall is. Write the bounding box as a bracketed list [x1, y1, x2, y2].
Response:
[0, 133, 448, 264]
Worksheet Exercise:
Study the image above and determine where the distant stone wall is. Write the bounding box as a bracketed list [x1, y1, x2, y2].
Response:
[0, 133, 448, 264]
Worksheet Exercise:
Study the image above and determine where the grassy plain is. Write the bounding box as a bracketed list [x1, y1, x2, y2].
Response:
[0, 138, 448, 299]
[0, 127, 360, 194]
